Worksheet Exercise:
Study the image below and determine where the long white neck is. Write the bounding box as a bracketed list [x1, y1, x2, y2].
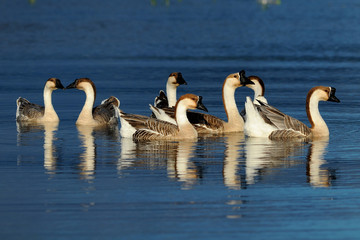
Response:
[175, 102, 197, 137]
[223, 84, 242, 127]
[166, 82, 177, 107]
[308, 95, 329, 137]
[43, 86, 59, 120]
[78, 84, 95, 122]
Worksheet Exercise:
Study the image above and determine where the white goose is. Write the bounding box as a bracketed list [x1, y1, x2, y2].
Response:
[120, 94, 208, 140]
[244, 86, 340, 140]
[150, 70, 254, 133]
[16, 78, 64, 122]
[153, 72, 187, 108]
[66, 78, 120, 126]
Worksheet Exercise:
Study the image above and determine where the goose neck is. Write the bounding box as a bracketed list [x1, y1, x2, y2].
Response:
[175, 102, 191, 128]
[166, 82, 177, 107]
[222, 84, 241, 125]
[43, 86, 57, 117]
[306, 93, 329, 136]
[78, 85, 96, 121]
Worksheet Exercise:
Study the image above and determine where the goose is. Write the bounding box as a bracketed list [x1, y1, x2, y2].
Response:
[16, 78, 64, 122]
[66, 78, 120, 126]
[150, 70, 254, 133]
[244, 86, 340, 140]
[154, 72, 187, 108]
[120, 94, 208, 140]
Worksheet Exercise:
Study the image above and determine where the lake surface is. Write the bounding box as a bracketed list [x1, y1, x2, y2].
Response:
[1, 0, 360, 239]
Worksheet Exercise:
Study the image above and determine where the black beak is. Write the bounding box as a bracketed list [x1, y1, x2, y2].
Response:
[66, 80, 77, 89]
[196, 96, 208, 112]
[176, 72, 187, 85]
[328, 87, 340, 103]
[239, 70, 254, 86]
[55, 79, 65, 89]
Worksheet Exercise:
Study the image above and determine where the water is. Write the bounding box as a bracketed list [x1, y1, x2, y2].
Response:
[1, 0, 360, 239]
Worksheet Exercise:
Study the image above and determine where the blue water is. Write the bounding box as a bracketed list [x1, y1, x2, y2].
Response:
[1, 0, 360, 239]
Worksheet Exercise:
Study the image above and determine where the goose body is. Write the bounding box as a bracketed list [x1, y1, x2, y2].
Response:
[120, 94, 208, 140]
[16, 78, 64, 122]
[66, 78, 120, 126]
[154, 72, 187, 108]
[150, 70, 254, 133]
[244, 86, 340, 140]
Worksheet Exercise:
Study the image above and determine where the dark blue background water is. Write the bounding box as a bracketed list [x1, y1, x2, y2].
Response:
[1, 0, 360, 239]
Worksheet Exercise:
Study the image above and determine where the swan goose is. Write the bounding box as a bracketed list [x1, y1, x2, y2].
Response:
[154, 72, 187, 108]
[150, 70, 254, 133]
[66, 78, 120, 126]
[120, 94, 208, 140]
[244, 86, 340, 140]
[16, 78, 64, 122]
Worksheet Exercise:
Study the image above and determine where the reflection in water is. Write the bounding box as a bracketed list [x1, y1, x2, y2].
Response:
[43, 123, 59, 173]
[307, 138, 334, 187]
[77, 125, 120, 180]
[245, 137, 308, 185]
[118, 138, 200, 188]
[222, 133, 245, 190]
[167, 140, 198, 188]
[77, 125, 96, 180]
[118, 137, 137, 172]
[17, 122, 59, 173]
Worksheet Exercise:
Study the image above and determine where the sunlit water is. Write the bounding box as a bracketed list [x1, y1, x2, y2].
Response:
[1, 0, 360, 239]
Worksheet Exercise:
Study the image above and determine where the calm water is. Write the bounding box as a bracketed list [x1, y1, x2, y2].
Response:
[1, 0, 360, 239]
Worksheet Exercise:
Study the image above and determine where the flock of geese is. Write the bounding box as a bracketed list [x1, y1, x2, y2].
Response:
[16, 70, 340, 141]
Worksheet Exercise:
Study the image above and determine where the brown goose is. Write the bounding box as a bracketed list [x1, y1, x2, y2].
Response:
[120, 94, 208, 140]
[66, 78, 120, 126]
[244, 86, 340, 140]
[16, 78, 64, 122]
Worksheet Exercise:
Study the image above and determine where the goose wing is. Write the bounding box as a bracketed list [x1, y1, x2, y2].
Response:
[16, 97, 44, 121]
[255, 100, 286, 129]
[150, 105, 224, 133]
[255, 100, 311, 139]
[268, 115, 311, 139]
[133, 118, 179, 140]
[154, 90, 169, 108]
[93, 96, 120, 124]
[187, 112, 225, 133]
[120, 111, 151, 130]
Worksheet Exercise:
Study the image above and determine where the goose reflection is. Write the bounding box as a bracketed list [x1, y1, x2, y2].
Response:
[118, 139, 200, 188]
[168, 140, 198, 188]
[222, 133, 245, 190]
[307, 138, 334, 187]
[244, 137, 308, 185]
[77, 125, 96, 179]
[43, 122, 59, 173]
[17, 122, 59, 173]
[77, 125, 120, 180]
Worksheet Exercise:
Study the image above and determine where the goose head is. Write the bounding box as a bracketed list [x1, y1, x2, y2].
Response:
[246, 76, 265, 97]
[66, 78, 97, 98]
[176, 94, 208, 112]
[224, 70, 254, 89]
[168, 72, 187, 87]
[45, 78, 64, 90]
[309, 86, 340, 103]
